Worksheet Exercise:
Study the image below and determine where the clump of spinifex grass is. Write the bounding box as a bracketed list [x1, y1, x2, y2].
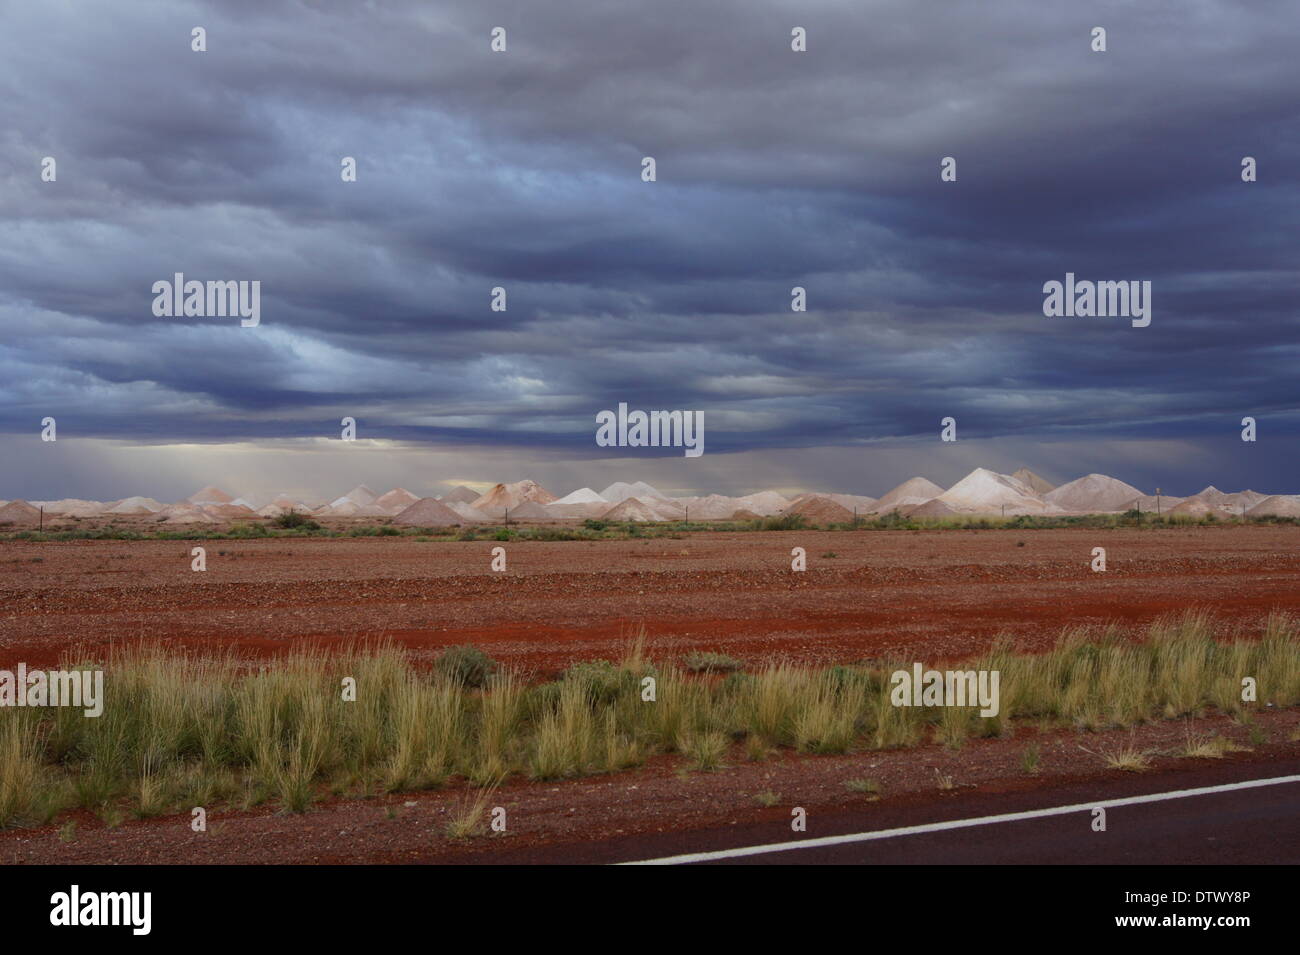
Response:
[1, 612, 1296, 829]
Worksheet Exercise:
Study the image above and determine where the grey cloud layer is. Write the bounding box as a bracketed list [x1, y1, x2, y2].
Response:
[1, 0, 1297, 492]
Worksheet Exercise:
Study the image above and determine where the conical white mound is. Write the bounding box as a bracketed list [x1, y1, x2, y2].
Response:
[1045, 473, 1145, 512]
[873, 477, 945, 513]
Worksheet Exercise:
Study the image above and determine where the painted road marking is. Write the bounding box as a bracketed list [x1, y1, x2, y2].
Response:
[618, 774, 1300, 865]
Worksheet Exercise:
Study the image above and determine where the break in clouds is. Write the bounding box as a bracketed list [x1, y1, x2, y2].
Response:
[1, 0, 1297, 497]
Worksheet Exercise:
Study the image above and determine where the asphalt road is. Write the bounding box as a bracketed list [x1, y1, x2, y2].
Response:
[598, 760, 1300, 866]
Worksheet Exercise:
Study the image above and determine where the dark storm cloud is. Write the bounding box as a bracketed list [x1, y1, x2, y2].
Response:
[1, 0, 1297, 492]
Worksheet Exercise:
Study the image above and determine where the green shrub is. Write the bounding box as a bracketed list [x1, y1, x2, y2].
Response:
[755, 513, 807, 531]
[272, 510, 319, 530]
[433, 646, 497, 689]
[682, 651, 743, 673]
[562, 660, 639, 705]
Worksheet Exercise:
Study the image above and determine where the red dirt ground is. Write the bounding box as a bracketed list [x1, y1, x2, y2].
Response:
[2, 525, 1297, 864]
[2, 526, 1297, 672]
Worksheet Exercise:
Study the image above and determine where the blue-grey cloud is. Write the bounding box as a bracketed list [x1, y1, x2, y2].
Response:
[0, 0, 1296, 498]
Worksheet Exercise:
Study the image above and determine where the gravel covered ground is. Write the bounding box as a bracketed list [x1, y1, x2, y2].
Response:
[2, 525, 1298, 672]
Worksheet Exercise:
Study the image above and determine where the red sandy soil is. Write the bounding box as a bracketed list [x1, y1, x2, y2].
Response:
[2, 709, 1295, 865]
[1, 526, 1298, 673]
[2, 525, 1297, 864]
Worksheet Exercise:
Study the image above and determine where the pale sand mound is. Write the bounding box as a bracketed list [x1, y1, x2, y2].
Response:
[503, 501, 554, 520]
[187, 486, 234, 505]
[201, 503, 259, 520]
[375, 488, 420, 513]
[1183, 485, 1234, 507]
[600, 497, 663, 522]
[1011, 468, 1057, 495]
[873, 477, 946, 513]
[106, 496, 165, 515]
[257, 497, 312, 517]
[1118, 494, 1185, 513]
[1045, 473, 1145, 512]
[330, 488, 379, 511]
[322, 500, 390, 518]
[159, 504, 217, 524]
[554, 487, 608, 505]
[938, 469, 1046, 513]
[393, 498, 464, 525]
[257, 503, 298, 518]
[545, 501, 612, 519]
[439, 486, 482, 504]
[904, 498, 958, 518]
[339, 484, 379, 507]
[825, 493, 878, 514]
[733, 490, 788, 516]
[445, 501, 493, 522]
[653, 500, 687, 519]
[785, 495, 855, 524]
[38, 499, 108, 517]
[1246, 495, 1300, 517]
[0, 500, 43, 523]
[472, 479, 558, 514]
[1167, 497, 1236, 518]
[672, 495, 741, 520]
[601, 481, 670, 503]
[1224, 489, 1267, 509]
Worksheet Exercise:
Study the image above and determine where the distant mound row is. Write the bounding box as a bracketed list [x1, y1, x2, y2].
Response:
[4, 469, 1295, 527]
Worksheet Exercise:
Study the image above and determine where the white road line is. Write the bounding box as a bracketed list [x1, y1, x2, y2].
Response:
[618, 773, 1300, 865]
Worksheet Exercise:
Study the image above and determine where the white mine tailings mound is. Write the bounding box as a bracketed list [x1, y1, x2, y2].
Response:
[106, 496, 165, 515]
[1167, 497, 1231, 518]
[554, 488, 608, 505]
[200, 503, 258, 520]
[824, 493, 878, 514]
[504, 501, 553, 520]
[1011, 468, 1057, 495]
[1044, 474, 1145, 512]
[734, 491, 789, 516]
[905, 498, 958, 518]
[374, 488, 420, 513]
[545, 500, 612, 519]
[158, 503, 217, 524]
[393, 498, 466, 526]
[785, 495, 856, 524]
[472, 480, 558, 515]
[257, 496, 312, 517]
[37, 499, 107, 517]
[938, 469, 1047, 514]
[673, 494, 741, 520]
[600, 497, 664, 522]
[337, 485, 379, 507]
[0, 500, 43, 524]
[444, 501, 492, 522]
[1246, 495, 1300, 518]
[601, 481, 670, 504]
[873, 477, 945, 513]
[1118, 494, 1184, 513]
[187, 486, 234, 505]
[439, 486, 482, 504]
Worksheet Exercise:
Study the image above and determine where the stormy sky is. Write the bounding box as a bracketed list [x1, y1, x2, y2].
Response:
[1, 0, 1297, 502]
